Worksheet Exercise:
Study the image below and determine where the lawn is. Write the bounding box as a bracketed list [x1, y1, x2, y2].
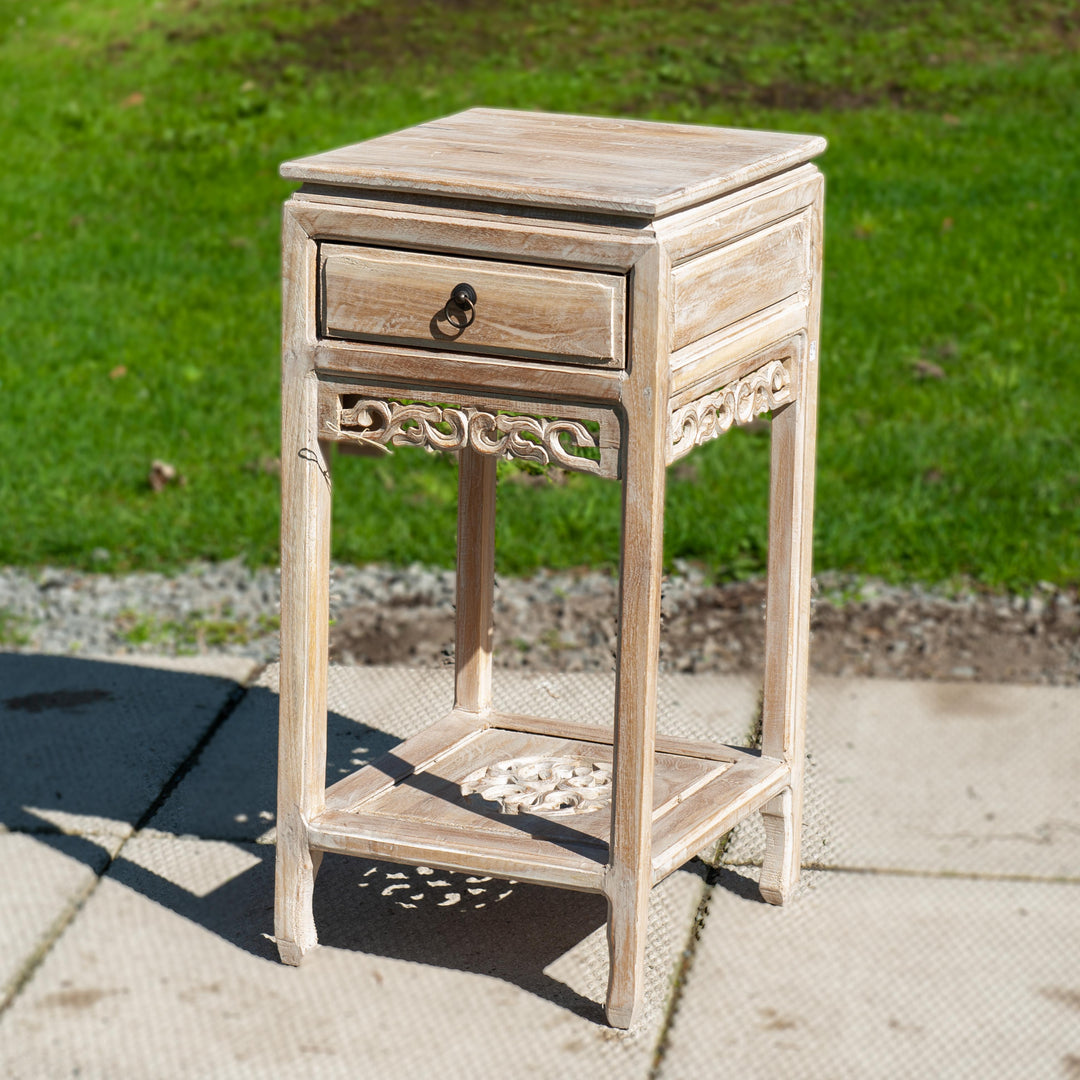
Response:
[1, 0, 1077, 587]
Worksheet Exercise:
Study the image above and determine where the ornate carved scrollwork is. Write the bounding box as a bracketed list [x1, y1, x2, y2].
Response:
[460, 756, 612, 816]
[336, 398, 604, 476]
[668, 359, 792, 462]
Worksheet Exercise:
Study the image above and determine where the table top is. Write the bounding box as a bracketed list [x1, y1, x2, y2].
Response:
[281, 108, 825, 218]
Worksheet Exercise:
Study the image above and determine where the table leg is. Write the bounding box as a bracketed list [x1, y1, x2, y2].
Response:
[455, 447, 497, 714]
[275, 376, 331, 964]
[760, 338, 820, 904]
[605, 429, 666, 1028]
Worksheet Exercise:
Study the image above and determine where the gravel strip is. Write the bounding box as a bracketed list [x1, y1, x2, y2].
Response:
[0, 560, 1076, 685]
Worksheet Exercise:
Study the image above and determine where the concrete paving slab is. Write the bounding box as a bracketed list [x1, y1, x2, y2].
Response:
[0, 833, 706, 1079]
[147, 664, 759, 844]
[492, 667, 760, 745]
[87, 653, 259, 682]
[0, 653, 254, 838]
[660, 867, 1080, 1080]
[724, 677, 1080, 878]
[0, 832, 120, 1006]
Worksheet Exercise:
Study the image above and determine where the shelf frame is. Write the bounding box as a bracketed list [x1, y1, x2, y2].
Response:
[307, 709, 789, 894]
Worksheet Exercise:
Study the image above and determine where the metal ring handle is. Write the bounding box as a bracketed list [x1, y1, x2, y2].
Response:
[446, 282, 477, 329]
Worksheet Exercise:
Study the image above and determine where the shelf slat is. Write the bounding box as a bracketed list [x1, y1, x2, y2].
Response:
[307, 808, 607, 893]
[487, 710, 744, 764]
[324, 710, 484, 814]
[651, 755, 789, 883]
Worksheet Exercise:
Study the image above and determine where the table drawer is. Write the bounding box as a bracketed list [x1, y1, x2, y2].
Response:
[320, 243, 626, 368]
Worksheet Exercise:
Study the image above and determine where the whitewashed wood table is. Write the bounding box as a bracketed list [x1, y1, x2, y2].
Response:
[276, 108, 825, 1028]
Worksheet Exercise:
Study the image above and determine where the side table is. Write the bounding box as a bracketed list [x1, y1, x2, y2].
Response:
[276, 108, 825, 1028]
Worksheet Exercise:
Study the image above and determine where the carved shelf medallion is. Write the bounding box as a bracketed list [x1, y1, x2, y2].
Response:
[460, 756, 613, 816]
[669, 359, 792, 462]
[336, 398, 604, 476]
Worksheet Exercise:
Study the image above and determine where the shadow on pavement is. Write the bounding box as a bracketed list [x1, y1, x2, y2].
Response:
[1, 653, 611, 1018]
[710, 864, 770, 903]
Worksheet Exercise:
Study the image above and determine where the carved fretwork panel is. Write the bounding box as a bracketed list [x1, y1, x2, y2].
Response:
[317, 378, 621, 479]
[460, 756, 613, 817]
[339, 399, 604, 475]
[667, 359, 792, 463]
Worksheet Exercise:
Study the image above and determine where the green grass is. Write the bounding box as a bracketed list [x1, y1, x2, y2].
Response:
[0, 610, 32, 648]
[115, 607, 279, 651]
[1, 0, 1077, 587]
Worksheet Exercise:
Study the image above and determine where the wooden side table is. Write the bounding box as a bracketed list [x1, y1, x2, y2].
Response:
[276, 108, 824, 1028]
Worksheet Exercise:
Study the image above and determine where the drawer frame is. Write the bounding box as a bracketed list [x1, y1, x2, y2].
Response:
[319, 241, 628, 368]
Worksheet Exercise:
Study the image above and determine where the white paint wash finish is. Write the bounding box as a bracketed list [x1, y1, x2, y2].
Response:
[277, 107, 824, 1028]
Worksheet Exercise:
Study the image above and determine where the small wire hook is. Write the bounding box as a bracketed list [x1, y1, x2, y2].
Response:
[298, 447, 332, 489]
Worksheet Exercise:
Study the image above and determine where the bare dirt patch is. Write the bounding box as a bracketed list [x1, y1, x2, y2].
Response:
[246, 0, 1080, 115]
[330, 575, 1080, 686]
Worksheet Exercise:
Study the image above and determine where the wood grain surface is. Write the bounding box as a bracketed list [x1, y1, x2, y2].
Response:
[759, 172, 824, 906]
[282, 107, 826, 217]
[321, 242, 625, 366]
[671, 211, 811, 351]
[315, 375, 622, 480]
[275, 206, 330, 967]
[276, 109, 824, 1028]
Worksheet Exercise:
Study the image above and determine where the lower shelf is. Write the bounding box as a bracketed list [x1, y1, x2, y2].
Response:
[307, 709, 789, 893]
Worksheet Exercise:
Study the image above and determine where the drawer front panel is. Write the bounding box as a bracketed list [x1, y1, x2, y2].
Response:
[321, 244, 626, 368]
[671, 210, 811, 352]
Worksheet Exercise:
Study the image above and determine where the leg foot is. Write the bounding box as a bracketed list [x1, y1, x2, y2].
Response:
[275, 828, 322, 965]
[759, 787, 800, 905]
[604, 875, 649, 1029]
[277, 938, 311, 967]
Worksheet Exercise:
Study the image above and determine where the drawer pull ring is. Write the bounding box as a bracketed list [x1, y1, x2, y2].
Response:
[446, 282, 477, 329]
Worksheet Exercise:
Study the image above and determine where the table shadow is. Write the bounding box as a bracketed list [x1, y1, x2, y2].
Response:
[2, 652, 631, 1020]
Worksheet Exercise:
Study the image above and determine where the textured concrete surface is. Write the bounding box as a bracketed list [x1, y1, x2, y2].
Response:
[0, 653, 256, 837]
[1, 661, 739, 1079]
[2, 656, 1077, 1079]
[90, 654, 259, 681]
[0, 832, 118, 1003]
[0, 836, 705, 1079]
[725, 677, 1080, 879]
[660, 868, 1080, 1080]
[145, 665, 760, 844]
[0, 654, 256, 1016]
[663, 676, 1080, 1080]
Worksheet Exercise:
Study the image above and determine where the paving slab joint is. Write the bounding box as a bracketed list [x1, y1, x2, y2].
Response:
[0, 662, 264, 1019]
[649, 691, 760, 1075]
[132, 663, 265, 833]
[796, 860, 1080, 886]
[648, 847, 728, 1078]
[0, 870, 99, 1016]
